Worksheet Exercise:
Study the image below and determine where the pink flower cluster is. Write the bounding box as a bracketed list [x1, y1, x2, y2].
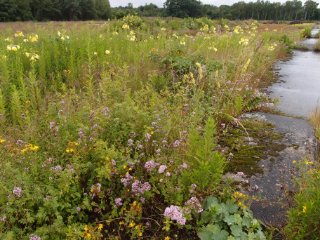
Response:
[121, 173, 133, 187]
[115, 198, 123, 207]
[144, 160, 158, 172]
[158, 165, 167, 174]
[131, 180, 151, 195]
[164, 205, 186, 225]
[29, 235, 41, 240]
[13, 187, 22, 198]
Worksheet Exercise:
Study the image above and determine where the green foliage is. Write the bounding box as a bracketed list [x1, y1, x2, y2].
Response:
[301, 27, 312, 38]
[198, 196, 266, 240]
[122, 14, 143, 29]
[285, 164, 320, 239]
[164, 0, 204, 18]
[182, 118, 225, 192]
[0, 0, 112, 21]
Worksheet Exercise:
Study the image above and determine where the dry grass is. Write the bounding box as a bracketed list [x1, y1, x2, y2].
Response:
[310, 105, 320, 138]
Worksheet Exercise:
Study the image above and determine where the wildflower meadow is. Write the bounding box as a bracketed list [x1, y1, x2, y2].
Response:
[0, 16, 303, 239]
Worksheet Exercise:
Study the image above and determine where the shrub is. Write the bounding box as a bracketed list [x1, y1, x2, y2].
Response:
[300, 27, 312, 38]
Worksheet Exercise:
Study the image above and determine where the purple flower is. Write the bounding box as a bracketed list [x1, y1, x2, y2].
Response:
[166, 172, 171, 177]
[158, 165, 167, 174]
[121, 173, 133, 187]
[180, 162, 188, 169]
[164, 205, 186, 225]
[173, 140, 181, 148]
[13, 187, 22, 198]
[145, 133, 152, 141]
[185, 197, 203, 213]
[131, 180, 151, 195]
[51, 165, 63, 172]
[78, 128, 85, 139]
[29, 235, 41, 240]
[144, 160, 158, 172]
[115, 198, 123, 207]
[127, 139, 134, 146]
[102, 107, 110, 117]
[16, 139, 25, 145]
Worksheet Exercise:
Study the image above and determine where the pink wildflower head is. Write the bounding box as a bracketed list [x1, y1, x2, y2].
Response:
[144, 160, 158, 172]
[158, 165, 167, 174]
[13, 187, 22, 198]
[131, 180, 151, 195]
[29, 235, 41, 240]
[121, 173, 133, 187]
[173, 140, 181, 148]
[115, 198, 123, 207]
[164, 205, 186, 225]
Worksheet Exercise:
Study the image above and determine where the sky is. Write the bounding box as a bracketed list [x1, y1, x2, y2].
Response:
[110, 0, 320, 7]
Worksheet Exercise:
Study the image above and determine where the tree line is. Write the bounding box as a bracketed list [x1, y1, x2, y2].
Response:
[0, 0, 111, 21]
[1, 0, 320, 22]
[115, 0, 320, 21]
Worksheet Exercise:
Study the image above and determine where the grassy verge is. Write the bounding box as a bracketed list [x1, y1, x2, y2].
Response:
[285, 107, 320, 239]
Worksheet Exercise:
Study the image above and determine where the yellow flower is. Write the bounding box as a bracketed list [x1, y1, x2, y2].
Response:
[105, 50, 111, 55]
[84, 225, 89, 231]
[0, 138, 6, 144]
[30, 54, 40, 62]
[303, 205, 307, 213]
[305, 160, 314, 165]
[14, 31, 24, 37]
[239, 38, 249, 46]
[164, 237, 171, 240]
[66, 148, 75, 154]
[21, 144, 40, 153]
[129, 221, 135, 228]
[98, 223, 103, 230]
[29, 145, 39, 151]
[29, 34, 38, 43]
[7, 44, 20, 51]
[122, 24, 130, 30]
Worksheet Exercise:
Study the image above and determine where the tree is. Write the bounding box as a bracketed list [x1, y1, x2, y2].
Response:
[79, 0, 97, 20]
[94, 0, 111, 19]
[164, 0, 203, 18]
[304, 0, 319, 20]
[0, 0, 18, 21]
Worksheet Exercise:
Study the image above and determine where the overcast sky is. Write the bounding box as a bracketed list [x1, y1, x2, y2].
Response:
[110, 0, 320, 7]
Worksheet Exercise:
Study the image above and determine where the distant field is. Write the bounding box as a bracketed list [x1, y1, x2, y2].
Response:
[0, 17, 304, 239]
